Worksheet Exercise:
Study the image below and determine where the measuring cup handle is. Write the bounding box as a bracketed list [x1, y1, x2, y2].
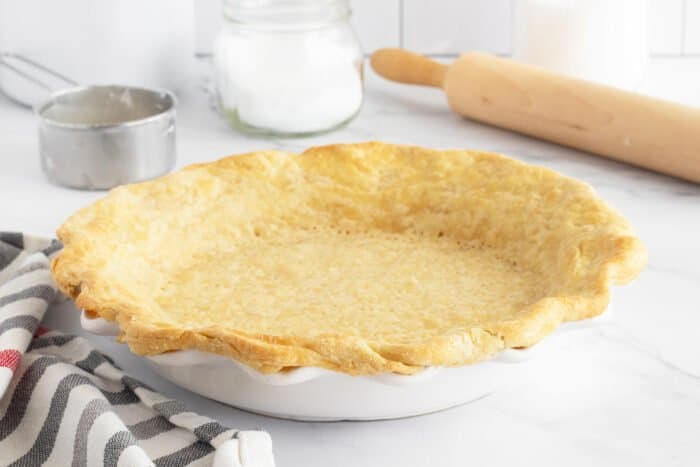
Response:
[0, 52, 78, 107]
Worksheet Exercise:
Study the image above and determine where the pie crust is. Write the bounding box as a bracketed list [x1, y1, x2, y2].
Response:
[52, 142, 646, 375]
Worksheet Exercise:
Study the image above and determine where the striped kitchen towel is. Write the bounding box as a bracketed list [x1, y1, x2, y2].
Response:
[0, 232, 275, 467]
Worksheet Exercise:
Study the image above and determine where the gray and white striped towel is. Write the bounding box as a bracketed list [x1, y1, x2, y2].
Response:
[0, 232, 275, 467]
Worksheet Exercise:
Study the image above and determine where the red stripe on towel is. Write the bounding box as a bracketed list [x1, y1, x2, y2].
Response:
[0, 349, 21, 372]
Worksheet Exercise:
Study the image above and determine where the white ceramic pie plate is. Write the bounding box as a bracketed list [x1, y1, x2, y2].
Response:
[80, 309, 610, 421]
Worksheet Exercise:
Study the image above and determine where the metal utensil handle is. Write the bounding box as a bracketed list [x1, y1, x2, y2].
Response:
[0, 52, 78, 107]
[0, 52, 78, 89]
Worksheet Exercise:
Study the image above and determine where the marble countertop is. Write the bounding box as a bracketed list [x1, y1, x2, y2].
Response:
[1, 62, 699, 467]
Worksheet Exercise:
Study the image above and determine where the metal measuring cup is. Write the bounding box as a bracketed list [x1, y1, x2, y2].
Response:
[0, 53, 176, 190]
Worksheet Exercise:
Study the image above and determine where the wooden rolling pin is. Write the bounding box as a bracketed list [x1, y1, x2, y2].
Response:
[371, 48, 700, 183]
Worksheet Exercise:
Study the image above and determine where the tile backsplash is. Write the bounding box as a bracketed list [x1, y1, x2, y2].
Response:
[196, 0, 699, 57]
[401, 0, 512, 55]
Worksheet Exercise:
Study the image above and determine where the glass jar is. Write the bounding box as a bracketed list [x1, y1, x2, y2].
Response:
[514, 0, 648, 91]
[213, 0, 364, 137]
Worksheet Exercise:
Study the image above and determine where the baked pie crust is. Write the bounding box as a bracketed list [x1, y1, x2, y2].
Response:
[52, 142, 646, 375]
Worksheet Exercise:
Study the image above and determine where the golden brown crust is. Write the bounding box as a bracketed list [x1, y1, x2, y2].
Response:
[52, 142, 646, 375]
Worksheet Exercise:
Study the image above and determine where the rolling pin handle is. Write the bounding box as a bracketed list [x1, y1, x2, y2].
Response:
[370, 48, 447, 89]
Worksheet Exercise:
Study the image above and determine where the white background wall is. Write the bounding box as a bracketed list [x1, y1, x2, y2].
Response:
[195, 0, 700, 57]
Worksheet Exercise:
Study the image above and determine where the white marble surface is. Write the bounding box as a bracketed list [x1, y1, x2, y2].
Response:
[2, 62, 700, 467]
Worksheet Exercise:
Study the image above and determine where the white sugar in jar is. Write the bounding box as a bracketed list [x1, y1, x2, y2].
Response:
[213, 0, 363, 137]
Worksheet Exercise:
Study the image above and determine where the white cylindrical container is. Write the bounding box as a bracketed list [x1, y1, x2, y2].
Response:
[213, 0, 364, 137]
[0, 0, 195, 106]
[514, 0, 649, 90]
